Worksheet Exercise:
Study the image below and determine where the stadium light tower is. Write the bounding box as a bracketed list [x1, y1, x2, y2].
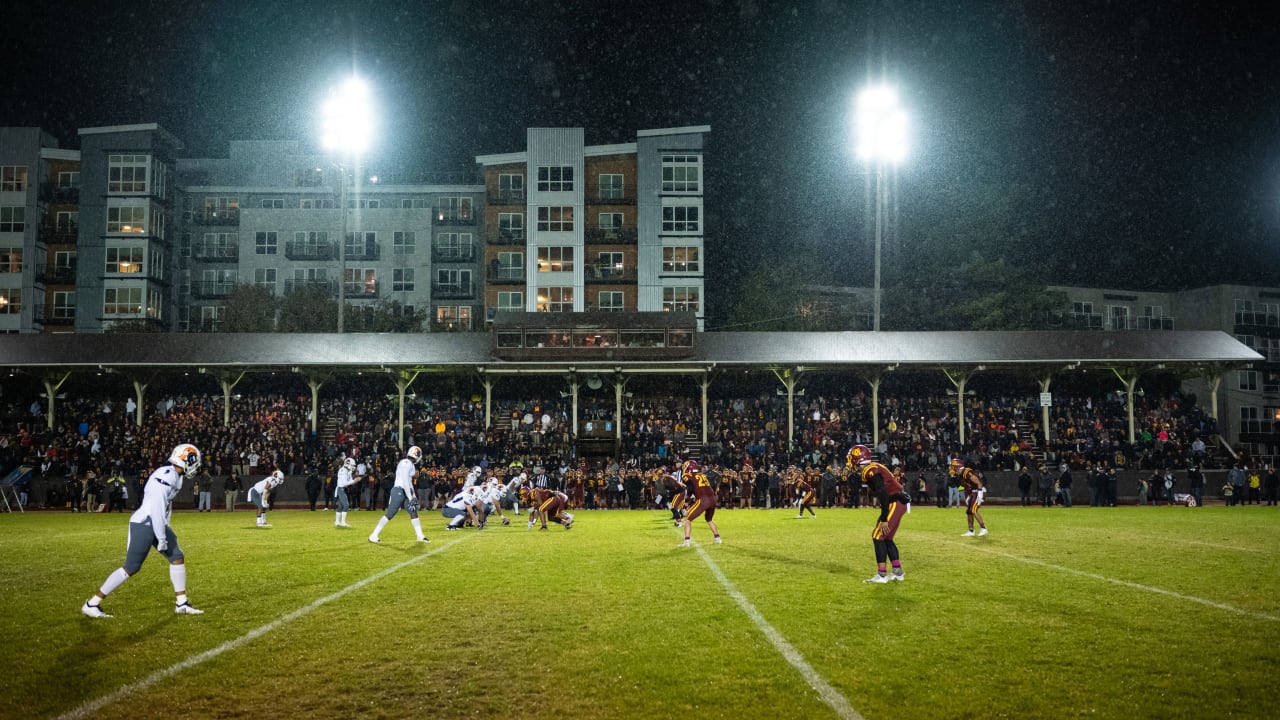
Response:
[320, 75, 376, 333]
[853, 83, 908, 331]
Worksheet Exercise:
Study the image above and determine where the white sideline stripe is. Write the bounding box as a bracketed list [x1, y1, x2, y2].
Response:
[58, 537, 470, 720]
[953, 542, 1280, 623]
[691, 541, 865, 720]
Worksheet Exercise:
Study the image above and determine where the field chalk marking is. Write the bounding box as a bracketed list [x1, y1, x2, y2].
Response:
[57, 536, 471, 720]
[691, 540, 865, 720]
[951, 541, 1280, 623]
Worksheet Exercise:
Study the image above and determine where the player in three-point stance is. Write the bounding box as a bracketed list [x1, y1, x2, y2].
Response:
[678, 460, 721, 547]
[248, 469, 285, 528]
[82, 444, 205, 618]
[369, 446, 430, 543]
[951, 458, 988, 537]
[528, 487, 574, 530]
[848, 445, 910, 584]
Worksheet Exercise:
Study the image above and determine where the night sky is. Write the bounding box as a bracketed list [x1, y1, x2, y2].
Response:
[6, 0, 1280, 325]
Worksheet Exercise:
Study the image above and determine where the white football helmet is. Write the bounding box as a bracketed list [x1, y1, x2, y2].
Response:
[407, 445, 423, 464]
[169, 444, 201, 474]
[272, 469, 285, 483]
[343, 457, 356, 471]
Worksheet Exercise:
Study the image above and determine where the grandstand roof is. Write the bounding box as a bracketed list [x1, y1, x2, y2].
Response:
[0, 330, 1259, 375]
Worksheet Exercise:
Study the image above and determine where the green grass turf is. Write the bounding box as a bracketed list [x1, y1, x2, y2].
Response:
[1, 504, 1277, 720]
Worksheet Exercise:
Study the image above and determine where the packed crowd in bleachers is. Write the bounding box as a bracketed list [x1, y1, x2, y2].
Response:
[0, 375, 1230, 511]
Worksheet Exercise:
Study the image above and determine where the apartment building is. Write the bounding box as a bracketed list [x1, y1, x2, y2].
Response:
[0, 127, 80, 334]
[477, 126, 710, 328]
[174, 140, 484, 331]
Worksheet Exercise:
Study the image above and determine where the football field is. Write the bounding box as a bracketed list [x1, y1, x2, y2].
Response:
[1, 503, 1277, 720]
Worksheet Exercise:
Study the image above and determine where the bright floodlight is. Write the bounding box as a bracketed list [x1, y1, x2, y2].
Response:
[321, 76, 375, 155]
[854, 84, 908, 164]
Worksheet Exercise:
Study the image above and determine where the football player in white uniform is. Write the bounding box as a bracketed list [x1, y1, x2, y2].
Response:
[442, 485, 480, 530]
[368, 446, 430, 543]
[477, 478, 510, 527]
[505, 472, 528, 515]
[248, 470, 285, 528]
[334, 457, 357, 528]
[463, 465, 483, 489]
[82, 444, 204, 618]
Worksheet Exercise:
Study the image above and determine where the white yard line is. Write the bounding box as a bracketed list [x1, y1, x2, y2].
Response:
[950, 541, 1280, 622]
[690, 539, 865, 720]
[58, 537, 470, 720]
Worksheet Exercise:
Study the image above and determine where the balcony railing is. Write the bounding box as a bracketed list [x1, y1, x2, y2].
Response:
[284, 279, 336, 297]
[38, 183, 80, 203]
[431, 245, 477, 263]
[487, 265, 524, 284]
[433, 212, 478, 226]
[33, 302, 75, 325]
[487, 189, 526, 205]
[584, 227, 637, 244]
[344, 280, 381, 299]
[191, 245, 240, 262]
[431, 282, 475, 299]
[285, 240, 337, 261]
[190, 208, 241, 226]
[344, 241, 381, 261]
[584, 264, 636, 283]
[1236, 311, 1280, 329]
[38, 223, 78, 244]
[191, 280, 236, 298]
[486, 228, 525, 245]
[40, 264, 77, 285]
[586, 187, 636, 205]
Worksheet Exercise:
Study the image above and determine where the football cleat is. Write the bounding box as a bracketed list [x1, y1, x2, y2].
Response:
[713, 537, 722, 544]
[175, 602, 204, 615]
[678, 539, 691, 547]
[977, 527, 988, 536]
[81, 601, 112, 619]
[368, 536, 381, 543]
[889, 573, 905, 582]
[961, 531, 975, 537]
[417, 537, 431, 543]
[502, 517, 511, 526]
[446, 526, 459, 531]
[864, 574, 890, 584]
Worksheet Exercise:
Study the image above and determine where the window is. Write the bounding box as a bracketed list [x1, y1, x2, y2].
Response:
[202, 196, 239, 220]
[499, 213, 524, 240]
[107, 154, 148, 193]
[435, 306, 472, 329]
[53, 250, 75, 272]
[345, 231, 375, 257]
[499, 174, 524, 199]
[537, 246, 574, 272]
[495, 251, 523, 280]
[0, 166, 28, 192]
[663, 286, 700, 313]
[435, 232, 473, 260]
[662, 246, 700, 272]
[661, 202, 700, 233]
[103, 287, 142, 315]
[52, 291, 76, 320]
[259, 198, 284, 209]
[598, 290, 624, 312]
[596, 251, 623, 279]
[435, 268, 471, 291]
[599, 212, 624, 231]
[293, 268, 329, 283]
[200, 305, 226, 331]
[401, 198, 430, 208]
[106, 203, 146, 233]
[0, 247, 21, 273]
[392, 268, 415, 292]
[57, 171, 80, 189]
[105, 246, 144, 274]
[255, 231, 278, 255]
[536, 287, 573, 313]
[1239, 370, 1258, 392]
[661, 154, 701, 193]
[345, 268, 377, 295]
[348, 198, 380, 209]
[254, 268, 277, 292]
[536, 206, 574, 232]
[599, 174, 623, 200]
[149, 245, 165, 280]
[56, 211, 78, 232]
[200, 232, 238, 259]
[0, 207, 23, 233]
[537, 165, 574, 191]
[0, 288, 20, 313]
[1107, 305, 1131, 330]
[497, 291, 523, 311]
[393, 231, 417, 254]
[437, 197, 473, 222]
[299, 198, 335, 209]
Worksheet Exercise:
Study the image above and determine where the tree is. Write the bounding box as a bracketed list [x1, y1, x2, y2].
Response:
[221, 284, 277, 332]
[346, 300, 427, 333]
[723, 254, 852, 331]
[886, 256, 1069, 330]
[278, 284, 338, 332]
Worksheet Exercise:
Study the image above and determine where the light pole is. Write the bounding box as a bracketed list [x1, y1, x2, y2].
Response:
[854, 84, 908, 331]
[321, 75, 375, 333]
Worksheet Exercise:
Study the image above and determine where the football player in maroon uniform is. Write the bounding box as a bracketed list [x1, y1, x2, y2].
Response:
[848, 445, 910, 583]
[951, 458, 988, 537]
[678, 460, 721, 547]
